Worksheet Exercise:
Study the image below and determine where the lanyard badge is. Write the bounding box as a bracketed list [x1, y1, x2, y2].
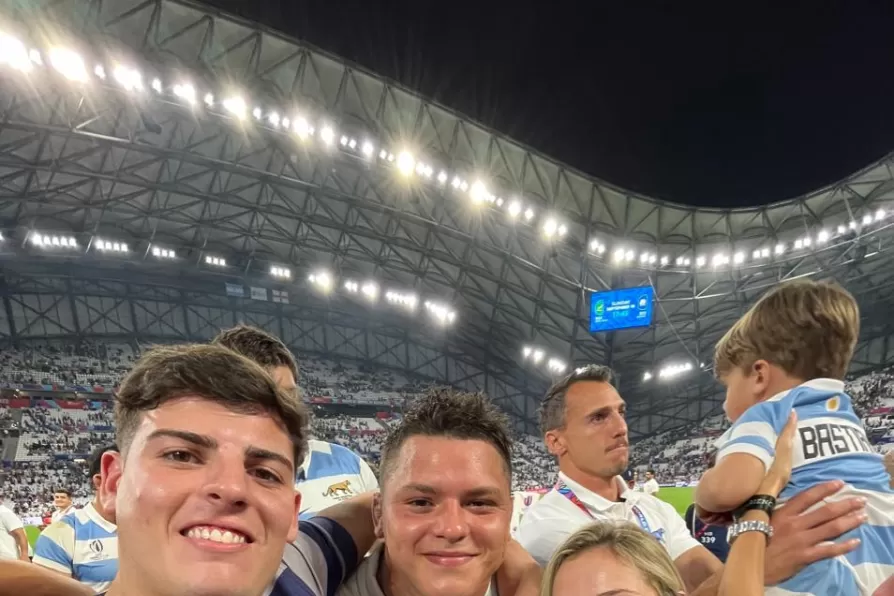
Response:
[555, 480, 666, 545]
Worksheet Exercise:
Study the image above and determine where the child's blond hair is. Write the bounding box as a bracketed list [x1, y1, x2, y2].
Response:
[714, 279, 859, 381]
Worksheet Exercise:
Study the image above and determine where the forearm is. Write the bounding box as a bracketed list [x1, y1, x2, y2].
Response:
[495, 540, 541, 596]
[317, 491, 377, 557]
[0, 560, 91, 596]
[697, 465, 760, 512]
[15, 536, 29, 561]
[719, 510, 770, 596]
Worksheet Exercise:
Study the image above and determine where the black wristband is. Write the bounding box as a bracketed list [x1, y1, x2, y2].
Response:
[733, 494, 777, 522]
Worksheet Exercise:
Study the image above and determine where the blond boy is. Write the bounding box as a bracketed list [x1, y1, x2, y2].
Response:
[695, 279, 894, 595]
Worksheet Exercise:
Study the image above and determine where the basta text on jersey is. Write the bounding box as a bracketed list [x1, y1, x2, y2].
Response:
[797, 421, 874, 462]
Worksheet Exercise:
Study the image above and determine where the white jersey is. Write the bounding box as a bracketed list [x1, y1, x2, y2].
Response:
[642, 478, 660, 495]
[0, 504, 24, 560]
[52, 505, 75, 523]
[296, 440, 379, 519]
[337, 542, 498, 596]
[516, 473, 700, 567]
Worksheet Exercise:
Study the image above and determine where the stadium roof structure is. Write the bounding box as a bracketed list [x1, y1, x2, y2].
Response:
[1, 0, 894, 439]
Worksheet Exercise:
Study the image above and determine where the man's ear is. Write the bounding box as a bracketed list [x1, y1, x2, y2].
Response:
[372, 492, 385, 539]
[100, 450, 123, 518]
[544, 430, 565, 457]
[287, 491, 301, 542]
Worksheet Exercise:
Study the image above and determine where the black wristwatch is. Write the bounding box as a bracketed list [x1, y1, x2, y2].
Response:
[733, 494, 777, 522]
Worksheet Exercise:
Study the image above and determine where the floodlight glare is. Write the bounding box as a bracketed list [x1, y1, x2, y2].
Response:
[361, 282, 379, 301]
[0, 33, 32, 72]
[151, 77, 162, 93]
[113, 65, 143, 92]
[94, 65, 106, 79]
[470, 180, 489, 204]
[437, 170, 448, 184]
[817, 229, 830, 243]
[319, 125, 335, 146]
[49, 48, 88, 82]
[362, 140, 375, 157]
[508, 201, 522, 218]
[268, 112, 281, 127]
[222, 96, 247, 119]
[396, 151, 416, 176]
[173, 83, 196, 106]
[293, 116, 311, 139]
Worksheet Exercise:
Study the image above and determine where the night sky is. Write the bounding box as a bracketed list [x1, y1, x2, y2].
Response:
[202, 0, 894, 208]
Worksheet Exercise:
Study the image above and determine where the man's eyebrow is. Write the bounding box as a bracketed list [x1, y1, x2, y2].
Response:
[398, 484, 505, 499]
[245, 445, 293, 470]
[147, 429, 218, 449]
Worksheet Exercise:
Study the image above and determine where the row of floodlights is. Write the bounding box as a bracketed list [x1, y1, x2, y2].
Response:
[521, 346, 567, 375]
[643, 361, 698, 382]
[307, 271, 457, 325]
[599, 208, 888, 271]
[5, 33, 893, 272]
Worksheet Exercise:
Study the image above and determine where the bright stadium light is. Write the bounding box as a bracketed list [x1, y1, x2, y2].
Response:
[293, 116, 311, 139]
[396, 151, 416, 177]
[469, 180, 491, 204]
[876, 208, 886, 221]
[437, 170, 448, 184]
[733, 252, 745, 265]
[695, 256, 706, 268]
[424, 301, 456, 325]
[711, 253, 729, 268]
[344, 280, 359, 293]
[113, 64, 143, 92]
[531, 349, 544, 364]
[150, 77, 162, 93]
[204, 255, 226, 267]
[775, 243, 785, 255]
[660, 255, 669, 266]
[361, 282, 379, 302]
[523, 346, 532, 359]
[268, 112, 281, 128]
[542, 218, 559, 238]
[362, 140, 375, 157]
[31, 232, 77, 249]
[524, 208, 535, 221]
[385, 290, 418, 310]
[0, 33, 32, 72]
[862, 213, 873, 226]
[173, 83, 196, 106]
[94, 65, 106, 79]
[151, 246, 175, 259]
[309, 271, 333, 292]
[658, 361, 693, 381]
[204, 93, 214, 108]
[752, 249, 762, 260]
[817, 229, 830, 243]
[319, 124, 335, 146]
[508, 200, 522, 219]
[643, 372, 653, 382]
[270, 266, 291, 279]
[222, 96, 247, 119]
[547, 358, 566, 374]
[848, 220, 857, 230]
[49, 47, 88, 82]
[94, 239, 128, 253]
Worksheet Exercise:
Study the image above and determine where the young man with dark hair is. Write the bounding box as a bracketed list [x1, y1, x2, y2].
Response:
[34, 443, 119, 592]
[212, 325, 378, 516]
[51, 488, 75, 523]
[338, 388, 533, 596]
[517, 364, 873, 595]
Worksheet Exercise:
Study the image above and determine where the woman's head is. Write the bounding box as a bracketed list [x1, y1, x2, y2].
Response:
[541, 522, 685, 596]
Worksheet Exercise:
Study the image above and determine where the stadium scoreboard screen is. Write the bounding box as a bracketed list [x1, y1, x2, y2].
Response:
[589, 286, 654, 333]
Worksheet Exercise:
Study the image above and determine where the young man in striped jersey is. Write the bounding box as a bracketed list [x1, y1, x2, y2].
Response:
[33, 443, 119, 592]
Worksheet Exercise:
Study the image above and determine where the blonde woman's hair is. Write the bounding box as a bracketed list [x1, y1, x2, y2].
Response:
[714, 279, 859, 381]
[540, 522, 685, 596]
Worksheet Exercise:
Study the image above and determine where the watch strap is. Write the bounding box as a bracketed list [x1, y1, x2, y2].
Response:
[733, 494, 777, 521]
[727, 519, 773, 543]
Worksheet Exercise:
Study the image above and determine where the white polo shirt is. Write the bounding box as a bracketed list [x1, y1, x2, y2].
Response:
[643, 478, 660, 495]
[0, 504, 24, 560]
[516, 472, 699, 567]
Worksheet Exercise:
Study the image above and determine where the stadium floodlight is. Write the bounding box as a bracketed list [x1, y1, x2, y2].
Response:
[94, 65, 106, 79]
[760, 248, 769, 258]
[658, 361, 693, 380]
[752, 249, 762, 260]
[380, 149, 389, 160]
[29, 49, 42, 66]
[802, 236, 811, 247]
[862, 213, 873, 226]
[695, 256, 706, 268]
[308, 271, 332, 292]
[508, 200, 522, 218]
[794, 239, 803, 250]
[590, 239, 604, 253]
[387, 153, 395, 162]
[113, 64, 143, 92]
[613, 248, 625, 263]
[625, 249, 635, 262]
[437, 170, 448, 184]
[293, 116, 311, 139]
[711, 253, 729, 268]
[531, 349, 544, 364]
[660, 255, 669, 266]
[282, 117, 290, 129]
[31, 233, 77, 248]
[469, 180, 490, 204]
[362, 140, 375, 157]
[151, 78, 162, 93]
[542, 217, 559, 238]
[319, 125, 336, 146]
[837, 224, 846, 235]
[204, 93, 214, 107]
[252, 107, 262, 120]
[340, 135, 349, 146]
[451, 176, 462, 189]
[268, 112, 281, 127]
[524, 208, 535, 221]
[222, 96, 247, 119]
[775, 243, 785, 255]
[817, 229, 830, 243]
[396, 151, 416, 177]
[385, 290, 418, 311]
[49, 48, 88, 82]
[424, 301, 456, 325]
[547, 358, 566, 374]
[348, 138, 357, 150]
[151, 246, 175, 259]
[639, 252, 649, 265]
[876, 208, 886, 221]
[0, 33, 33, 72]
[495, 197, 504, 207]
[643, 372, 652, 381]
[733, 252, 744, 265]
[173, 83, 196, 106]
[95, 239, 128, 253]
[205, 255, 226, 267]
[523, 346, 532, 359]
[270, 266, 291, 279]
[848, 220, 857, 230]
[344, 280, 359, 293]
[361, 282, 379, 302]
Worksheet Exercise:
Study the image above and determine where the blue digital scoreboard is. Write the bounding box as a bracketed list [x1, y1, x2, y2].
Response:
[589, 286, 654, 333]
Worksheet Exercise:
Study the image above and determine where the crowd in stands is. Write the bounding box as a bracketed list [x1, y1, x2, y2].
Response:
[2, 343, 894, 517]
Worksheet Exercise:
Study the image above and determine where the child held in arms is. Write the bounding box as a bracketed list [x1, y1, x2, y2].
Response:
[695, 279, 894, 596]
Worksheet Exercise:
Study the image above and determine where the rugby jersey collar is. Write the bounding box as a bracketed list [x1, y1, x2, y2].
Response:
[83, 501, 117, 534]
[557, 472, 638, 511]
[767, 378, 845, 403]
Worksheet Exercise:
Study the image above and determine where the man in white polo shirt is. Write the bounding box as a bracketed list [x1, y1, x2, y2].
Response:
[517, 364, 875, 594]
[0, 494, 28, 562]
[642, 469, 660, 496]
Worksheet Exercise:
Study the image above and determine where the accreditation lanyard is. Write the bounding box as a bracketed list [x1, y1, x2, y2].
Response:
[555, 480, 658, 540]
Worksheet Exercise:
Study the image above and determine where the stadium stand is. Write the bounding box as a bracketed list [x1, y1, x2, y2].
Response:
[4, 344, 893, 518]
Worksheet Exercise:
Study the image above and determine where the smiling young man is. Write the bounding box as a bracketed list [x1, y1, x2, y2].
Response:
[517, 364, 873, 596]
[338, 388, 530, 596]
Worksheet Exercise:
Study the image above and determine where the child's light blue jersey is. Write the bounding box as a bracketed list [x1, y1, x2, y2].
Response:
[717, 378, 894, 595]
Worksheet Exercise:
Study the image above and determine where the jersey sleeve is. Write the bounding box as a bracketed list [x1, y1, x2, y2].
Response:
[277, 516, 359, 596]
[357, 457, 379, 492]
[716, 397, 792, 471]
[659, 501, 702, 560]
[33, 520, 75, 575]
[516, 512, 581, 567]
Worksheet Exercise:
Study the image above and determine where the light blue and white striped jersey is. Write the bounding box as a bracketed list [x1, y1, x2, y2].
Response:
[296, 440, 378, 520]
[33, 502, 118, 594]
[717, 378, 894, 595]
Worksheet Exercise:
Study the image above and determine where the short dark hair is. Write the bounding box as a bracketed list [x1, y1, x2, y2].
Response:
[88, 443, 118, 479]
[647, 469, 656, 476]
[115, 344, 309, 468]
[212, 324, 298, 381]
[379, 388, 513, 488]
[539, 364, 614, 435]
[53, 488, 72, 497]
